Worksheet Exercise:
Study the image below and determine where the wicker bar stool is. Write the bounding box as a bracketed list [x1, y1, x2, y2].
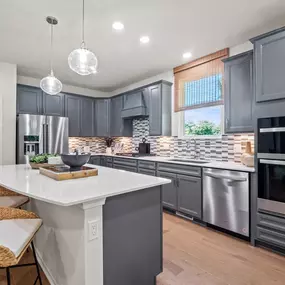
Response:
[0, 186, 29, 208]
[0, 207, 43, 285]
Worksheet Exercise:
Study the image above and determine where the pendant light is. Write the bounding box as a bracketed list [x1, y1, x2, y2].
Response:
[40, 16, 62, 95]
[68, 0, 98, 75]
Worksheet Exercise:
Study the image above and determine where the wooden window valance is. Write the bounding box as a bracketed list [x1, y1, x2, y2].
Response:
[174, 48, 229, 112]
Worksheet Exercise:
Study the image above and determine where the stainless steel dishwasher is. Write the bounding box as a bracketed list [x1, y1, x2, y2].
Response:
[203, 168, 249, 237]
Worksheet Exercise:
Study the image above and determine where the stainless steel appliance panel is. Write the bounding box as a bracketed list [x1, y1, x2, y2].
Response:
[46, 116, 68, 155]
[17, 114, 46, 164]
[203, 168, 249, 237]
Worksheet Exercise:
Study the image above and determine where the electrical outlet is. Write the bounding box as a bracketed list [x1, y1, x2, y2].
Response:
[88, 220, 99, 241]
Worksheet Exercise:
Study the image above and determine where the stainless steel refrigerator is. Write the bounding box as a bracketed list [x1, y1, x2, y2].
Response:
[17, 114, 69, 164]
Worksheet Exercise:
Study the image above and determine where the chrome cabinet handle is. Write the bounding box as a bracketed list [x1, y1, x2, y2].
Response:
[204, 171, 247, 182]
[260, 159, 285, 166]
[226, 118, 230, 129]
[260, 127, 285, 133]
[176, 178, 180, 188]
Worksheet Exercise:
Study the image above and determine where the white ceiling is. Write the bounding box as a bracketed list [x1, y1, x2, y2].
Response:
[1, 0, 285, 92]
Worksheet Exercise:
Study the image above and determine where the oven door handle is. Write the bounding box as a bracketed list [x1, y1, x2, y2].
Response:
[203, 172, 247, 182]
[260, 159, 285, 166]
[260, 127, 285, 133]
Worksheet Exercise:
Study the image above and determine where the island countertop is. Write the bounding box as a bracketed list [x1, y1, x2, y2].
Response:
[0, 164, 170, 206]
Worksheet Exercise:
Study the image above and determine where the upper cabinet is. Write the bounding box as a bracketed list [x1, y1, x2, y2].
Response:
[17, 85, 64, 116]
[64, 94, 81, 137]
[223, 51, 254, 133]
[17, 85, 43, 114]
[95, 99, 110, 137]
[110, 96, 132, 137]
[80, 97, 95, 137]
[148, 81, 172, 136]
[43, 92, 65, 116]
[250, 27, 285, 102]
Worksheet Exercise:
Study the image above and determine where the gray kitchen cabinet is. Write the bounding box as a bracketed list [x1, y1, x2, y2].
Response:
[177, 174, 202, 219]
[80, 97, 95, 137]
[43, 92, 65, 116]
[95, 99, 110, 137]
[113, 164, 137, 172]
[100, 157, 107, 166]
[148, 81, 172, 136]
[17, 85, 42, 114]
[65, 94, 81, 137]
[250, 27, 285, 102]
[223, 51, 254, 133]
[89, 156, 101, 165]
[157, 171, 177, 210]
[138, 168, 156, 176]
[110, 95, 132, 137]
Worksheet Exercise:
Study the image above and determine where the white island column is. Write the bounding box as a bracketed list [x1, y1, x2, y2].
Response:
[81, 198, 106, 285]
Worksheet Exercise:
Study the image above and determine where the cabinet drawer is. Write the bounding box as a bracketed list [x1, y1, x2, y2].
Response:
[89, 156, 101, 165]
[257, 212, 285, 233]
[113, 164, 137, 173]
[113, 157, 137, 167]
[106, 162, 113, 168]
[138, 168, 156, 176]
[157, 162, 201, 177]
[106, 157, 113, 163]
[138, 161, 156, 170]
[257, 226, 285, 249]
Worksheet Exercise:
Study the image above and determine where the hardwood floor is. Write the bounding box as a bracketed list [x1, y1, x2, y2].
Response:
[1, 212, 285, 285]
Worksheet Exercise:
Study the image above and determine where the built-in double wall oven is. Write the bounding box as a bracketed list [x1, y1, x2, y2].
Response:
[258, 116, 285, 214]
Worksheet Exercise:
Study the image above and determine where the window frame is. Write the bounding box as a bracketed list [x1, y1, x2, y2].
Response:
[178, 105, 225, 139]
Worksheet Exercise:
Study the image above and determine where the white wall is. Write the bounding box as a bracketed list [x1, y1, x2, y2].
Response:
[229, 41, 253, 56]
[18, 76, 110, 98]
[110, 42, 254, 137]
[0, 62, 17, 165]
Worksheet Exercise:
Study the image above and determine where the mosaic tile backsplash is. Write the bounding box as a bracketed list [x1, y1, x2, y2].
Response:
[69, 118, 254, 163]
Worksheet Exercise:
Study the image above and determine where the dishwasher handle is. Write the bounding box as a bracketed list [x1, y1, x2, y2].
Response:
[204, 171, 247, 182]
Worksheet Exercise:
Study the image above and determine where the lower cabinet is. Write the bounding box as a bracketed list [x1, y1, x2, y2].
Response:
[138, 168, 156, 176]
[177, 174, 202, 219]
[157, 171, 177, 210]
[257, 211, 285, 249]
[113, 164, 137, 172]
[89, 156, 101, 165]
[100, 157, 107, 167]
[157, 170, 202, 218]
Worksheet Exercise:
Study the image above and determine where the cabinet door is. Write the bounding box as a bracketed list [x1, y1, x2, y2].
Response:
[148, 84, 162, 136]
[81, 98, 95, 137]
[111, 96, 122, 136]
[95, 99, 110, 137]
[17, 85, 42, 114]
[157, 171, 177, 210]
[177, 174, 202, 219]
[100, 157, 107, 166]
[89, 156, 101, 165]
[65, 95, 81, 137]
[224, 51, 253, 133]
[43, 92, 64, 116]
[255, 30, 285, 102]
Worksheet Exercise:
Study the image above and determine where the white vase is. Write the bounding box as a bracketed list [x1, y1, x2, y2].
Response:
[106, 147, 112, 154]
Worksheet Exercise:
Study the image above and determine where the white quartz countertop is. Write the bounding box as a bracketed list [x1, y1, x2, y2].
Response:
[91, 154, 255, 173]
[0, 164, 170, 207]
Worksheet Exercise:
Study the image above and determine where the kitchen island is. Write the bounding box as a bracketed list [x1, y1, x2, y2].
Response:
[0, 164, 170, 285]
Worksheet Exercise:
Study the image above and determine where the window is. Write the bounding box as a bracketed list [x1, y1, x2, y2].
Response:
[174, 49, 228, 138]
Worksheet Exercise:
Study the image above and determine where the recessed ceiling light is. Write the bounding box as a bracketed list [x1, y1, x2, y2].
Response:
[112, 22, 124, 31]
[140, 36, 150, 44]
[183, 52, 192, 59]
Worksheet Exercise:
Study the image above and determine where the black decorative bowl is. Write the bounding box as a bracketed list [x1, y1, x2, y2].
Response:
[61, 153, 91, 170]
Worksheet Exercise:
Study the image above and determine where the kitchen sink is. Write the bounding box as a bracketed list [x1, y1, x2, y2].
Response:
[169, 159, 210, 164]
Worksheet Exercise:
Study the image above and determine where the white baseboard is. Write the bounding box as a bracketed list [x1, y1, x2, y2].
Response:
[35, 248, 58, 285]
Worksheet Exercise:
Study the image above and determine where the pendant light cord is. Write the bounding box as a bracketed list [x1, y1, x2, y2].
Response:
[50, 23, 54, 75]
[82, 0, 85, 46]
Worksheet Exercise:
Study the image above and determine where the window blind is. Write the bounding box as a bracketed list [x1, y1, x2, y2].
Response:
[174, 48, 229, 112]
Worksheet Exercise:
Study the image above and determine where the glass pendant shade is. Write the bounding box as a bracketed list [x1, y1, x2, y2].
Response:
[40, 72, 62, 95]
[68, 44, 98, 75]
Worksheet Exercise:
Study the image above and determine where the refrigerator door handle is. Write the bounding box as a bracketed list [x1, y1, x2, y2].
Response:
[43, 124, 46, 154]
[46, 124, 49, 154]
